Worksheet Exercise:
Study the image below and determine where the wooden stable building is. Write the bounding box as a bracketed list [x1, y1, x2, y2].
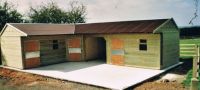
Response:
[0, 18, 179, 69]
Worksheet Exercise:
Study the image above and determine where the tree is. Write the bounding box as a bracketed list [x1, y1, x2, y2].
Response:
[29, 1, 86, 23]
[0, 1, 23, 30]
[67, 1, 86, 23]
[189, 0, 199, 25]
[29, 2, 67, 23]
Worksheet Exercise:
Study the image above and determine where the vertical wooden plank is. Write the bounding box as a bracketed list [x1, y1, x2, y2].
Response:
[191, 45, 199, 90]
[191, 78, 199, 90]
[193, 45, 198, 78]
[192, 56, 198, 78]
[197, 45, 199, 78]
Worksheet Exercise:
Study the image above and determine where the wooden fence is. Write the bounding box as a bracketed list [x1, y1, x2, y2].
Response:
[190, 45, 199, 90]
[180, 44, 200, 90]
[180, 44, 196, 57]
[180, 44, 199, 90]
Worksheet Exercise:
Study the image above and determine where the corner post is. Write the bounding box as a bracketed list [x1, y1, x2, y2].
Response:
[191, 45, 199, 90]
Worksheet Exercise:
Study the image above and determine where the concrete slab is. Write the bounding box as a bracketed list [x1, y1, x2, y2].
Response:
[3, 61, 181, 90]
[29, 60, 105, 72]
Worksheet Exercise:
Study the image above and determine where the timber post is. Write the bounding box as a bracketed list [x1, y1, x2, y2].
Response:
[191, 45, 199, 90]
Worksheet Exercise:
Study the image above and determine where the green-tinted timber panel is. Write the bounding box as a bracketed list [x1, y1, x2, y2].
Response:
[40, 40, 66, 66]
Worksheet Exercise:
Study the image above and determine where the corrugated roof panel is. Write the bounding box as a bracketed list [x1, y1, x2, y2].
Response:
[10, 24, 75, 35]
[75, 19, 168, 34]
[6, 19, 169, 36]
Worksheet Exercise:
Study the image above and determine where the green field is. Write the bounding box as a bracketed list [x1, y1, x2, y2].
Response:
[180, 38, 200, 45]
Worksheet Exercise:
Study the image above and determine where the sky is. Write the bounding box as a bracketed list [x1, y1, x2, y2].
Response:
[3, 0, 200, 27]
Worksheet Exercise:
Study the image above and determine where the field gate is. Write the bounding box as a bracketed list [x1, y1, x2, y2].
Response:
[180, 44, 199, 90]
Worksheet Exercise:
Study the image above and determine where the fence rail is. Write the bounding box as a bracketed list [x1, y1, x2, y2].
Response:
[180, 44, 196, 57]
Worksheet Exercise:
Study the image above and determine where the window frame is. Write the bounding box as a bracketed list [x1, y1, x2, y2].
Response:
[139, 39, 147, 51]
[52, 40, 59, 50]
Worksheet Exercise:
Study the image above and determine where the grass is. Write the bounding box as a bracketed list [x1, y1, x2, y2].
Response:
[180, 38, 200, 45]
[182, 69, 200, 89]
[182, 70, 192, 87]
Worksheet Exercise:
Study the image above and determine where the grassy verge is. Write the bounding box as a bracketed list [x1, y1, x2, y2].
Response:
[180, 38, 200, 45]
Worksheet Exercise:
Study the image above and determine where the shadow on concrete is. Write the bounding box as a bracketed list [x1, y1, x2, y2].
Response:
[30, 60, 105, 72]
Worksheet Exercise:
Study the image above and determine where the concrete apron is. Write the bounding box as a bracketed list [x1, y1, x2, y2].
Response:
[2, 62, 182, 90]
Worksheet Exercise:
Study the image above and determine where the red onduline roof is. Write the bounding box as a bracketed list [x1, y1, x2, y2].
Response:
[9, 19, 169, 35]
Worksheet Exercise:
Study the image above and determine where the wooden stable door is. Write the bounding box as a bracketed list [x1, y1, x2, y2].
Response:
[24, 40, 40, 69]
[111, 38, 124, 65]
[40, 40, 66, 66]
[67, 38, 82, 61]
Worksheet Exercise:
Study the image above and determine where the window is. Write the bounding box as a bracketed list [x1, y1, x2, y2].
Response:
[139, 39, 147, 51]
[52, 40, 59, 50]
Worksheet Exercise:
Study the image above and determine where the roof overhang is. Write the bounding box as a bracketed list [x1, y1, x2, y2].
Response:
[0, 23, 27, 37]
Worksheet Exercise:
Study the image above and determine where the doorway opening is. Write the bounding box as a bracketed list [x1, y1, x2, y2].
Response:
[85, 37, 106, 62]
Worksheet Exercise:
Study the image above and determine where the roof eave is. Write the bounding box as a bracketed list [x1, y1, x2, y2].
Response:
[1, 23, 28, 37]
[0, 23, 9, 36]
[153, 19, 171, 34]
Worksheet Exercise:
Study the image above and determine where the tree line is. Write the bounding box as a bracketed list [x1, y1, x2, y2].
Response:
[0, 1, 86, 30]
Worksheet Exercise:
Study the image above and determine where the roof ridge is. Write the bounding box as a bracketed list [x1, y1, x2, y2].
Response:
[75, 18, 170, 25]
[9, 23, 75, 25]
[2, 18, 176, 36]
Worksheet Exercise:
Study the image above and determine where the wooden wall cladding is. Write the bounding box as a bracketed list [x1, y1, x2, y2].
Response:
[111, 55, 124, 65]
[25, 57, 40, 69]
[68, 38, 81, 48]
[111, 38, 124, 49]
[24, 40, 39, 52]
[68, 53, 81, 61]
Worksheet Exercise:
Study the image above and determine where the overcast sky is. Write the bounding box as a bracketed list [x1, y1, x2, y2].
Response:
[3, 0, 200, 27]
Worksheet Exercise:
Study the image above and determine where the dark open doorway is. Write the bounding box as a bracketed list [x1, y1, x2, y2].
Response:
[85, 37, 106, 62]
[97, 37, 106, 60]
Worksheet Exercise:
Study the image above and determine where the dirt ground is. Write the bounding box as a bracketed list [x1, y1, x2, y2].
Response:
[0, 60, 191, 90]
[133, 59, 192, 90]
[0, 68, 108, 90]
